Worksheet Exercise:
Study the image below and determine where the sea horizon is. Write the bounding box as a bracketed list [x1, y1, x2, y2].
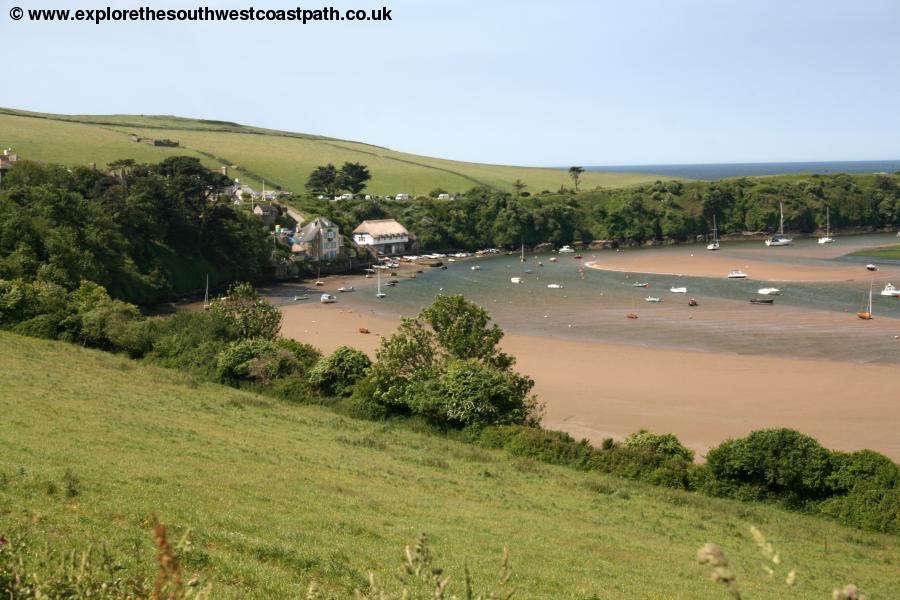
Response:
[583, 159, 900, 180]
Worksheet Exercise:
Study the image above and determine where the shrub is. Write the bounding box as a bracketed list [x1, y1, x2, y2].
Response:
[437, 359, 537, 427]
[209, 282, 282, 340]
[589, 445, 694, 490]
[478, 425, 594, 468]
[309, 346, 371, 396]
[624, 430, 695, 462]
[705, 429, 833, 504]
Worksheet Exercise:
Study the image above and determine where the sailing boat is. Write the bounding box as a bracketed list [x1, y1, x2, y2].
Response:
[706, 215, 720, 251]
[857, 282, 873, 320]
[520, 236, 527, 263]
[818, 206, 834, 244]
[626, 296, 638, 319]
[314, 268, 324, 286]
[765, 202, 793, 246]
[376, 268, 386, 298]
[202, 274, 211, 310]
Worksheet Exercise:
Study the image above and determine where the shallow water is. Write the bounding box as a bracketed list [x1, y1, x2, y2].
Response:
[266, 234, 900, 364]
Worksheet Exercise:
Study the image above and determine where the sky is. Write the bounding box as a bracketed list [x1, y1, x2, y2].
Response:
[2, 0, 899, 166]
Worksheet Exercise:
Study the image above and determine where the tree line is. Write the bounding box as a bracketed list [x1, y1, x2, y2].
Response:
[296, 172, 900, 250]
[0, 157, 272, 303]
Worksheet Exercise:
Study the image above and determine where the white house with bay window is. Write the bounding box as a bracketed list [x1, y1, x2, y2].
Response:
[352, 219, 410, 255]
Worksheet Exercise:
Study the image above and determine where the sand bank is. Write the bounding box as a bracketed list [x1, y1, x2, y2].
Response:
[280, 302, 900, 461]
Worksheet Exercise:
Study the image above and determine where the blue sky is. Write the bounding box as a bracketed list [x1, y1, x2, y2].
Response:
[2, 0, 899, 165]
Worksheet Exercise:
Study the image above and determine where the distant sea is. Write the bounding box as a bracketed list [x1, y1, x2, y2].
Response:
[585, 160, 900, 180]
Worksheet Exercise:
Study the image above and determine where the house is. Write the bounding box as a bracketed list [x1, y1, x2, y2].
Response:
[352, 219, 410, 255]
[291, 217, 342, 261]
[252, 204, 280, 227]
[437, 193, 451, 200]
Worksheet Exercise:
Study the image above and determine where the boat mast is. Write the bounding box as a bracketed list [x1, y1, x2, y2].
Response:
[779, 202, 784, 235]
[869, 282, 873, 316]
[826, 206, 830, 236]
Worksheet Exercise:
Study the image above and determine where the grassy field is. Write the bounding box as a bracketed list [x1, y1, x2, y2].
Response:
[1, 332, 898, 598]
[850, 244, 900, 260]
[0, 107, 663, 194]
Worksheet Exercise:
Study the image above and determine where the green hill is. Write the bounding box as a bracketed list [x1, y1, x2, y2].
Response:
[0, 107, 662, 195]
[1, 331, 897, 598]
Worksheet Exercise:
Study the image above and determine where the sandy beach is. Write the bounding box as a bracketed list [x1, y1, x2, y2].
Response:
[585, 237, 900, 282]
[281, 302, 900, 461]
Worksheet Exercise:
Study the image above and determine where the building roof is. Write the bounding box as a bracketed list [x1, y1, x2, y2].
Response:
[352, 219, 409, 238]
[296, 217, 337, 243]
[253, 204, 279, 214]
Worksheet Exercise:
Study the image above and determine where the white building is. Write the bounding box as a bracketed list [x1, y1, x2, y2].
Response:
[352, 219, 410, 255]
[395, 193, 410, 201]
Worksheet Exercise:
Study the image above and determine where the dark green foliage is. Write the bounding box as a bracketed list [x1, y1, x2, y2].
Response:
[0, 158, 269, 304]
[367, 295, 539, 427]
[478, 426, 594, 468]
[296, 172, 900, 251]
[624, 430, 695, 462]
[705, 428, 833, 504]
[215, 337, 320, 384]
[209, 282, 283, 340]
[309, 345, 372, 396]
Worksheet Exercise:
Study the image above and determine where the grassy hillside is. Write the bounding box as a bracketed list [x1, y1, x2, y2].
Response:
[1, 332, 898, 598]
[0, 107, 661, 194]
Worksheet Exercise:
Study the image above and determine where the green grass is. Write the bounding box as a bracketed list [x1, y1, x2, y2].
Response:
[850, 244, 900, 260]
[1, 331, 897, 598]
[0, 107, 663, 194]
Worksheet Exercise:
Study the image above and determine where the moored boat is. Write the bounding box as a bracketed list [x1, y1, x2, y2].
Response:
[320, 293, 336, 304]
[645, 296, 661, 303]
[750, 298, 774, 305]
[510, 277, 523, 284]
[866, 264, 878, 272]
[669, 286, 687, 293]
[707, 215, 720, 251]
[727, 269, 748, 279]
[558, 245, 575, 253]
[765, 202, 793, 246]
[818, 206, 835, 244]
[858, 283, 874, 320]
[688, 298, 698, 307]
[632, 282, 649, 288]
[757, 287, 781, 295]
[337, 286, 354, 292]
[547, 283, 563, 289]
[881, 283, 900, 297]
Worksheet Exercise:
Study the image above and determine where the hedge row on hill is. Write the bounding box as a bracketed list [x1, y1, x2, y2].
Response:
[478, 425, 900, 534]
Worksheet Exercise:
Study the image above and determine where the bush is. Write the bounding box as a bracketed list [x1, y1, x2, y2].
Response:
[624, 430, 695, 462]
[705, 429, 833, 504]
[309, 346, 371, 396]
[589, 445, 694, 490]
[437, 360, 538, 427]
[478, 425, 594, 468]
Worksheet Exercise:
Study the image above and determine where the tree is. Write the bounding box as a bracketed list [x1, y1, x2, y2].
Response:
[568, 167, 584, 193]
[512, 179, 527, 196]
[209, 282, 282, 340]
[309, 346, 372, 396]
[337, 162, 371, 194]
[305, 164, 339, 195]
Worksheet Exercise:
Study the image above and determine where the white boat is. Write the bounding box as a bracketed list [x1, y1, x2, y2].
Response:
[314, 267, 325, 286]
[881, 283, 900, 297]
[549, 257, 558, 262]
[707, 215, 720, 251]
[818, 206, 834, 244]
[320, 293, 336, 304]
[547, 283, 563, 289]
[337, 286, 354, 292]
[632, 282, 649, 288]
[448, 258, 456, 262]
[471, 265, 481, 271]
[765, 202, 793, 246]
[866, 264, 878, 272]
[558, 245, 575, 253]
[669, 286, 687, 293]
[293, 294, 310, 301]
[510, 277, 523, 284]
[645, 296, 661, 303]
[757, 287, 781, 295]
[728, 269, 748, 279]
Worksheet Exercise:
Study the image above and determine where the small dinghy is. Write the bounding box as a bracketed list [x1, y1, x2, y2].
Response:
[549, 257, 558, 262]
[632, 282, 649, 288]
[670, 286, 688, 293]
[688, 298, 698, 307]
[510, 277, 523, 284]
[750, 298, 774, 305]
[385, 281, 398, 287]
[471, 265, 481, 271]
[727, 269, 748, 279]
[320, 293, 337, 304]
[866, 264, 878, 272]
[337, 286, 354, 292]
[293, 294, 310, 301]
[626, 312, 639, 319]
[645, 296, 661, 303]
[757, 287, 781, 295]
[547, 283, 563, 289]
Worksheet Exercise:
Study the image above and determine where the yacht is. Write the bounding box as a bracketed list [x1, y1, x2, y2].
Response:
[558, 245, 575, 253]
[881, 283, 900, 297]
[320, 293, 336, 304]
[707, 215, 720, 251]
[728, 269, 748, 279]
[510, 277, 523, 284]
[765, 202, 793, 246]
[669, 286, 687, 293]
[547, 283, 563, 289]
[645, 296, 661, 303]
[376, 268, 386, 298]
[858, 283, 873, 320]
[818, 206, 834, 244]
[757, 287, 781, 295]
